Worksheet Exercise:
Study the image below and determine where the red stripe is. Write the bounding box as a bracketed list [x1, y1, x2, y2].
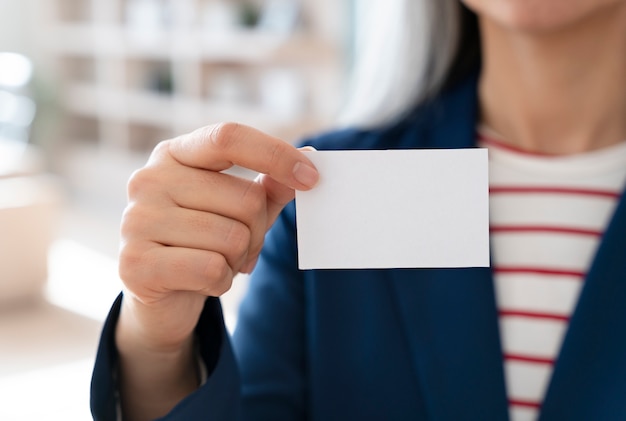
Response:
[494, 266, 585, 278]
[491, 225, 602, 237]
[490, 186, 621, 199]
[499, 309, 569, 322]
[504, 353, 554, 365]
[509, 399, 542, 409]
[478, 133, 556, 157]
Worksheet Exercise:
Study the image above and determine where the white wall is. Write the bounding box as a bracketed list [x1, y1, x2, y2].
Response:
[0, 0, 31, 54]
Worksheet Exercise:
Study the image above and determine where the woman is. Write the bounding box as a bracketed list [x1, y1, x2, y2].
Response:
[91, 0, 626, 420]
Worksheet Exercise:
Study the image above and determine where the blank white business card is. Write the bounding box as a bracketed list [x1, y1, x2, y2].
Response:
[295, 149, 490, 269]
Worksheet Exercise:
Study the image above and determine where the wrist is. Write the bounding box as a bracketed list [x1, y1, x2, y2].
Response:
[116, 291, 197, 354]
[115, 297, 201, 420]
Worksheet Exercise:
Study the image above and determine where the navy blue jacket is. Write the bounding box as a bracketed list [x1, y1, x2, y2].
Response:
[91, 74, 626, 420]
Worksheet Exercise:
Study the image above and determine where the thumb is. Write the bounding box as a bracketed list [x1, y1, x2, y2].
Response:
[261, 146, 319, 227]
[240, 147, 318, 273]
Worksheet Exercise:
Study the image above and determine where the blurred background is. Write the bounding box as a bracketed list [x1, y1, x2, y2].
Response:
[0, 0, 352, 418]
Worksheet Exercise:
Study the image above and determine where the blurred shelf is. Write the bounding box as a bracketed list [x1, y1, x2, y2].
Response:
[47, 24, 338, 63]
[62, 83, 324, 135]
[44, 0, 346, 154]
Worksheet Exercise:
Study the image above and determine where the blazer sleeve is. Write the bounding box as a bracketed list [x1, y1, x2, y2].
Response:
[232, 201, 308, 420]
[90, 293, 242, 421]
[90, 202, 305, 420]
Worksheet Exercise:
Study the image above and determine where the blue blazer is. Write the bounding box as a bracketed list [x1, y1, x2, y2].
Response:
[91, 74, 626, 420]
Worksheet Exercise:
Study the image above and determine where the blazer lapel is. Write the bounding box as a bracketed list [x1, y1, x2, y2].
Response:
[540, 191, 626, 419]
[385, 69, 626, 419]
[388, 73, 508, 419]
[389, 268, 509, 420]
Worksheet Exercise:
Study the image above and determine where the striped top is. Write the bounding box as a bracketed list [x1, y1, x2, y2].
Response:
[479, 127, 626, 421]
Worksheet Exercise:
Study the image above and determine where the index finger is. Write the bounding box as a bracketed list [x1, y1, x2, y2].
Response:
[166, 122, 319, 190]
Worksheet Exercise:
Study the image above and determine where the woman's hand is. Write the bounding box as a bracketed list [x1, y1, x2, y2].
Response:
[114, 122, 318, 420]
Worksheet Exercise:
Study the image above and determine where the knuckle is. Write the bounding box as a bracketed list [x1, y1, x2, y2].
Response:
[212, 277, 233, 297]
[118, 242, 148, 284]
[144, 140, 174, 167]
[248, 240, 265, 260]
[126, 167, 157, 199]
[120, 203, 151, 239]
[126, 169, 143, 199]
[224, 220, 251, 257]
[203, 253, 231, 285]
[206, 122, 242, 151]
[267, 141, 286, 168]
[240, 181, 266, 215]
[151, 139, 171, 157]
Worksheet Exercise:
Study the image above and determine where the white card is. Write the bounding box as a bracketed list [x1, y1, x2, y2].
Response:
[295, 149, 490, 269]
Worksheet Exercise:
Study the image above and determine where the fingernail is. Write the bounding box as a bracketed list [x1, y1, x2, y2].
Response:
[293, 162, 319, 188]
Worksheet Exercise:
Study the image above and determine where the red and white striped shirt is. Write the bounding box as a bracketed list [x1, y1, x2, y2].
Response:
[479, 127, 626, 421]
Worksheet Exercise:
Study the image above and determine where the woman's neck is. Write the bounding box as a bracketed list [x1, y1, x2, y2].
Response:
[478, 4, 626, 155]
